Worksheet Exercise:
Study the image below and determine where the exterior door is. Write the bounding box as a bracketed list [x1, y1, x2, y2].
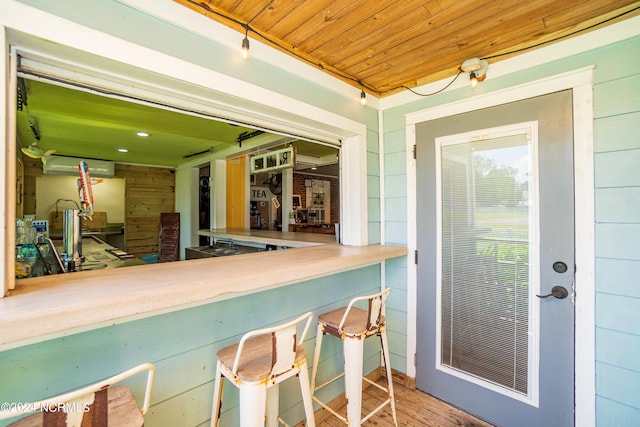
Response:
[415, 91, 575, 426]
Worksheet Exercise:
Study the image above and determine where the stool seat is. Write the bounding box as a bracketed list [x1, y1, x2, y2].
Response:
[318, 306, 386, 338]
[311, 288, 397, 426]
[217, 334, 308, 383]
[211, 312, 316, 427]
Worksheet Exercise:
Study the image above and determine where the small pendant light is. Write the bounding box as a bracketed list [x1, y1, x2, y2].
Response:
[241, 24, 250, 60]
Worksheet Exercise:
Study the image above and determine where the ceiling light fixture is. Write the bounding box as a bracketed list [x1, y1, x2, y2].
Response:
[460, 58, 489, 88]
[118, 148, 129, 153]
[241, 24, 250, 60]
[136, 131, 150, 137]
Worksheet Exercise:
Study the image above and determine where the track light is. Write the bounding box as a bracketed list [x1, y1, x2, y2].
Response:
[461, 58, 488, 87]
[241, 24, 250, 60]
[29, 120, 40, 141]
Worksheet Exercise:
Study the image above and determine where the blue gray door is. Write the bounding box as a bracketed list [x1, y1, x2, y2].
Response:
[415, 90, 575, 426]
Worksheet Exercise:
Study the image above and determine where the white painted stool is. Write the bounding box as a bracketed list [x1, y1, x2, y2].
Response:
[0, 363, 155, 427]
[210, 312, 316, 427]
[310, 288, 397, 426]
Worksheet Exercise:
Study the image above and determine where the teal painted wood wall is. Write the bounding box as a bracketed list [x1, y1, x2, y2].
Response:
[0, 266, 385, 426]
[592, 35, 640, 425]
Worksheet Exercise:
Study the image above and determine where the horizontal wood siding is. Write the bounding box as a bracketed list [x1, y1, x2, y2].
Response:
[593, 35, 640, 424]
[367, 127, 382, 245]
[0, 266, 381, 427]
[385, 256, 409, 372]
[114, 164, 175, 258]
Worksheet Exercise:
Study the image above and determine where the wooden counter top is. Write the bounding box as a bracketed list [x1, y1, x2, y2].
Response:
[0, 243, 406, 351]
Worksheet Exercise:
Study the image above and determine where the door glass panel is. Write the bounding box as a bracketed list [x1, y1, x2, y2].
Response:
[437, 124, 537, 398]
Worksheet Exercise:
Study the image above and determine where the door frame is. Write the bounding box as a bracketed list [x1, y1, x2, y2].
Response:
[405, 67, 595, 426]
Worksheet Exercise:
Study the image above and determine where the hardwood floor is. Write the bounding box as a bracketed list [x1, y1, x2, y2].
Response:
[311, 372, 494, 427]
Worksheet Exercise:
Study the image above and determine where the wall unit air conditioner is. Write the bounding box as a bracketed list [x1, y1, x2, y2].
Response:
[43, 155, 115, 178]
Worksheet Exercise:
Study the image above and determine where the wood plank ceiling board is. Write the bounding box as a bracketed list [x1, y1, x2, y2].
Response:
[259, 0, 339, 39]
[174, 0, 640, 96]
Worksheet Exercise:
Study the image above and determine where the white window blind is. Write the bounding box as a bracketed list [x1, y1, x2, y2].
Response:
[439, 131, 532, 395]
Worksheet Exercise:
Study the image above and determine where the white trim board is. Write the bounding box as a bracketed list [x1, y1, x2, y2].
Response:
[405, 67, 595, 427]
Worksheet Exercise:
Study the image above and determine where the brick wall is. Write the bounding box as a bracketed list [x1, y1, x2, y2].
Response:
[292, 173, 339, 224]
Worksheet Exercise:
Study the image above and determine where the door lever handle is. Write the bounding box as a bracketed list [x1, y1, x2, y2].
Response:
[536, 285, 569, 299]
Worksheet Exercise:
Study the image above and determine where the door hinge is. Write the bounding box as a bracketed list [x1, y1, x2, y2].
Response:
[414, 353, 417, 367]
[414, 250, 418, 265]
[413, 144, 417, 159]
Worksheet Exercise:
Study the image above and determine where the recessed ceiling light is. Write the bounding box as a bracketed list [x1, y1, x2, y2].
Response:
[136, 131, 150, 137]
[311, 167, 318, 170]
[118, 148, 129, 153]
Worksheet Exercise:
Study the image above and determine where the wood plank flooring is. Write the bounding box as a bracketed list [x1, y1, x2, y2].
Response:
[312, 374, 494, 427]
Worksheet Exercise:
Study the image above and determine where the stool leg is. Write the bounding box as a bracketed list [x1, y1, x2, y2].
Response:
[239, 383, 267, 427]
[266, 384, 279, 427]
[310, 323, 324, 394]
[298, 360, 316, 427]
[380, 330, 398, 426]
[344, 337, 364, 426]
[210, 361, 225, 427]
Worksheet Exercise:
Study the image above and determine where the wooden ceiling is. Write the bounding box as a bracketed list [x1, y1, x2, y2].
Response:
[174, 0, 640, 97]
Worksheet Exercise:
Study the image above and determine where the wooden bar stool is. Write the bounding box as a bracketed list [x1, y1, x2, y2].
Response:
[210, 312, 316, 427]
[310, 288, 397, 426]
[0, 363, 155, 427]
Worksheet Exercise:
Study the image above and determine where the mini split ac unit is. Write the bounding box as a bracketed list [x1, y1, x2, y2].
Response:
[43, 155, 115, 178]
